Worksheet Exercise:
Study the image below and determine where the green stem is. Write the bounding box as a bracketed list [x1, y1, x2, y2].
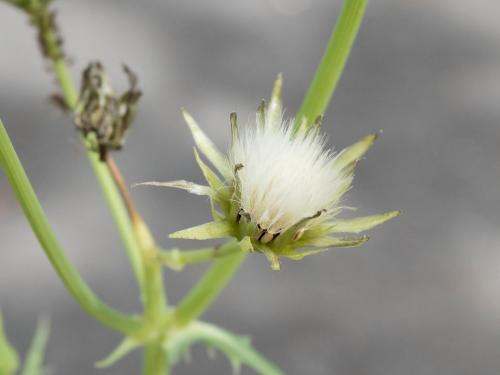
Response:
[41, 11, 145, 295]
[175, 242, 246, 326]
[156, 245, 240, 271]
[0, 120, 141, 335]
[133, 219, 167, 322]
[142, 344, 170, 375]
[134, 220, 168, 375]
[294, 0, 368, 130]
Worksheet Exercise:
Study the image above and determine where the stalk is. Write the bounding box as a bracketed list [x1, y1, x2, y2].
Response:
[175, 244, 246, 326]
[39, 15, 146, 293]
[294, 0, 368, 129]
[0, 120, 141, 335]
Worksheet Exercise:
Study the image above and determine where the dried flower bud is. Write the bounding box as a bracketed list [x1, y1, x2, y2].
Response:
[74, 62, 142, 161]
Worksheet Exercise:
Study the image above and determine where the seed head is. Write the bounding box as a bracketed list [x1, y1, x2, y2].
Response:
[139, 75, 398, 270]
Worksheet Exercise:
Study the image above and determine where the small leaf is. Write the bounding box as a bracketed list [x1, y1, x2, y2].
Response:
[133, 180, 212, 196]
[332, 133, 380, 172]
[170, 221, 234, 240]
[21, 318, 50, 375]
[328, 210, 400, 234]
[182, 109, 231, 179]
[0, 313, 19, 375]
[95, 337, 139, 368]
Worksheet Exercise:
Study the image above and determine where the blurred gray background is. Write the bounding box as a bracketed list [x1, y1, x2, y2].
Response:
[1, 0, 500, 374]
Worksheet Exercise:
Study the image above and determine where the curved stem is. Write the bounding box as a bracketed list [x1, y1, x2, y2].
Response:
[175, 242, 246, 326]
[0, 120, 141, 334]
[40, 9, 146, 295]
[294, 0, 368, 130]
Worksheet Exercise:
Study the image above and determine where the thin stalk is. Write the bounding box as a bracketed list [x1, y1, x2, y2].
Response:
[294, 0, 368, 130]
[175, 243, 246, 326]
[131, 215, 167, 321]
[142, 344, 169, 375]
[0, 120, 141, 335]
[40, 11, 145, 294]
[156, 245, 241, 271]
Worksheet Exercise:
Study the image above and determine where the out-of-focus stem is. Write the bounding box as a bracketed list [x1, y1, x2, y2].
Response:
[0, 120, 141, 335]
[294, 0, 368, 130]
[175, 242, 246, 326]
[156, 244, 241, 271]
[142, 344, 169, 375]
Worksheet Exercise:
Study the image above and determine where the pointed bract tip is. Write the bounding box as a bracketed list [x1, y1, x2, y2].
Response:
[271, 73, 283, 98]
[230, 112, 237, 124]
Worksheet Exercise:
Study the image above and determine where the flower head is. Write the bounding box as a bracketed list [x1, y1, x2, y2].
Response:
[140, 75, 398, 270]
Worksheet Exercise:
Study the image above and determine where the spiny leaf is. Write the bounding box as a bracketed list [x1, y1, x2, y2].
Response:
[21, 318, 50, 375]
[328, 210, 400, 234]
[166, 321, 283, 375]
[95, 337, 139, 368]
[182, 109, 231, 179]
[133, 180, 212, 196]
[170, 221, 233, 240]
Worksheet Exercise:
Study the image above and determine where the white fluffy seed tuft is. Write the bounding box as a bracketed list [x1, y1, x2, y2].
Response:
[230, 113, 350, 234]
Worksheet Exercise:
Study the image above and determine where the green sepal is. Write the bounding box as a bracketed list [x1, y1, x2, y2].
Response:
[328, 210, 400, 234]
[260, 246, 281, 271]
[182, 109, 231, 179]
[133, 180, 212, 197]
[238, 236, 254, 253]
[0, 313, 19, 375]
[332, 132, 379, 172]
[95, 337, 139, 368]
[274, 210, 327, 249]
[193, 148, 230, 215]
[170, 221, 234, 240]
[21, 318, 50, 375]
[294, 235, 369, 249]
